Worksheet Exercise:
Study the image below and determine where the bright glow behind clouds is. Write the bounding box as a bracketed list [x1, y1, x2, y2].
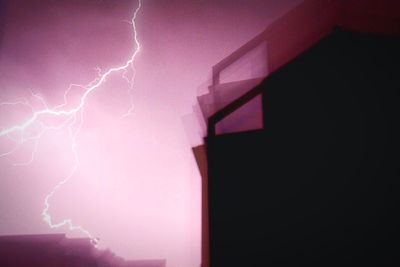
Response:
[0, 0, 302, 266]
[0, 1, 199, 265]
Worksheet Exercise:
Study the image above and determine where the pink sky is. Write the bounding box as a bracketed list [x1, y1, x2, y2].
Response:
[0, 1, 300, 266]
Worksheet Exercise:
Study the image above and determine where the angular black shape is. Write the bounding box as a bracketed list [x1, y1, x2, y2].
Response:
[207, 28, 400, 266]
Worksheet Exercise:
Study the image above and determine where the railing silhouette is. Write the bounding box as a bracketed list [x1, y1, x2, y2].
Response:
[207, 83, 263, 136]
[211, 31, 268, 86]
[207, 0, 340, 137]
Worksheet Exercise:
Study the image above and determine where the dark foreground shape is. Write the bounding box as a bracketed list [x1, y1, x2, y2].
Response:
[0, 234, 166, 267]
[207, 28, 400, 266]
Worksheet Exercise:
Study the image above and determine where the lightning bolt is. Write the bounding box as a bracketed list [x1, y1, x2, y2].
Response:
[0, 0, 142, 244]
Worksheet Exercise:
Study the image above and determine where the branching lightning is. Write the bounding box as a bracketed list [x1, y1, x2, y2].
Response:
[0, 0, 142, 244]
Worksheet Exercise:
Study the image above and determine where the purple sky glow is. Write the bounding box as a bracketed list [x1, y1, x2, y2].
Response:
[0, 1, 300, 266]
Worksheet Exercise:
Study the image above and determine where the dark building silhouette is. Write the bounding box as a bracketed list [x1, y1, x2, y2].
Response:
[0, 234, 166, 267]
[192, 0, 400, 266]
[207, 27, 400, 267]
